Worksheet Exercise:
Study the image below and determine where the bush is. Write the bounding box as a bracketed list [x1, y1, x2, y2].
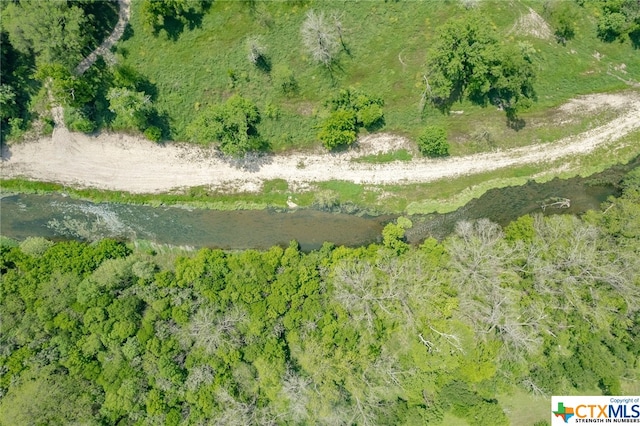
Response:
[187, 95, 263, 157]
[597, 12, 627, 42]
[318, 88, 384, 150]
[65, 107, 95, 133]
[144, 126, 162, 142]
[418, 126, 449, 157]
[357, 104, 384, 128]
[272, 65, 298, 96]
[318, 109, 357, 150]
[19, 237, 54, 257]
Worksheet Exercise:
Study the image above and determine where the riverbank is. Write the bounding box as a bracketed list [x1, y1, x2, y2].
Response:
[2, 91, 640, 214]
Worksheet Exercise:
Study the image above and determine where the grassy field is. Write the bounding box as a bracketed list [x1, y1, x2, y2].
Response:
[116, 0, 640, 153]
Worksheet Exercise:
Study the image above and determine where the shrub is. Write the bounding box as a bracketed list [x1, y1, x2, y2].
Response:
[357, 104, 384, 128]
[20, 237, 54, 257]
[187, 95, 263, 157]
[318, 109, 357, 150]
[418, 126, 449, 157]
[597, 12, 627, 42]
[272, 65, 298, 96]
[65, 107, 95, 133]
[144, 126, 162, 142]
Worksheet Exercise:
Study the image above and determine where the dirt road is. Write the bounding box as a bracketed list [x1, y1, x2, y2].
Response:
[2, 92, 640, 194]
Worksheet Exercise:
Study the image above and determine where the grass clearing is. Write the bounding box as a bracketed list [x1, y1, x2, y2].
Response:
[352, 149, 413, 164]
[499, 390, 548, 426]
[116, 0, 640, 153]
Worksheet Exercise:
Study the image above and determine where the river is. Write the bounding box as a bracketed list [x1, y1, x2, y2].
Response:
[1, 157, 637, 250]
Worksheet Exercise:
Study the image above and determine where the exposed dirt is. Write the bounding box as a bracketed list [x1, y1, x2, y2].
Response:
[2, 92, 640, 194]
[75, 0, 131, 75]
[510, 7, 553, 40]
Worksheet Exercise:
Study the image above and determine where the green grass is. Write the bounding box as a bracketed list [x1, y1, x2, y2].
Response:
[353, 149, 413, 164]
[499, 390, 549, 426]
[116, 0, 640, 153]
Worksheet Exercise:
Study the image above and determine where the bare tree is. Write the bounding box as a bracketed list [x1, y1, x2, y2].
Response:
[280, 368, 312, 423]
[301, 10, 339, 67]
[245, 35, 266, 65]
[188, 307, 247, 354]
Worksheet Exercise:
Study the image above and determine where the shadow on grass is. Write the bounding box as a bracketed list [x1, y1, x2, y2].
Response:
[154, 2, 213, 41]
[147, 110, 173, 141]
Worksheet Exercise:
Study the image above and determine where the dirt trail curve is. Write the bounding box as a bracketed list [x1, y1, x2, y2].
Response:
[75, 0, 131, 75]
[2, 92, 640, 194]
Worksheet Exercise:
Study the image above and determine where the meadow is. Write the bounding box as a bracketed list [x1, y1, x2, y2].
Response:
[116, 0, 640, 153]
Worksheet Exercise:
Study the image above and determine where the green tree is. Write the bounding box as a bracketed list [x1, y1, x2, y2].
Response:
[318, 109, 357, 150]
[417, 125, 449, 157]
[2, 0, 90, 69]
[107, 87, 153, 130]
[188, 95, 264, 157]
[427, 14, 536, 119]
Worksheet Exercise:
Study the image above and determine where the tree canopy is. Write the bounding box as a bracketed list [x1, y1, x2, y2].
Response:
[187, 95, 265, 157]
[427, 14, 536, 120]
[2, 168, 640, 424]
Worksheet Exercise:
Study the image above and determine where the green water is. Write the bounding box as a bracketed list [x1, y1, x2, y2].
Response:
[1, 158, 637, 249]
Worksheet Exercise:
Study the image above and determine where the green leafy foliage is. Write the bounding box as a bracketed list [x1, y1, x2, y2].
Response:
[2, 0, 91, 69]
[317, 109, 357, 150]
[107, 87, 153, 130]
[144, 125, 162, 142]
[594, 0, 640, 45]
[427, 14, 536, 119]
[544, 0, 579, 44]
[3, 180, 640, 424]
[187, 95, 265, 157]
[318, 88, 384, 150]
[418, 125, 449, 157]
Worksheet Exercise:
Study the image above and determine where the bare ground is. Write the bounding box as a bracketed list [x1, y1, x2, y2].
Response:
[2, 92, 640, 194]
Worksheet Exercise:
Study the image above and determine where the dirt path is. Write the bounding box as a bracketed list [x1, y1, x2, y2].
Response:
[75, 0, 131, 75]
[2, 92, 640, 194]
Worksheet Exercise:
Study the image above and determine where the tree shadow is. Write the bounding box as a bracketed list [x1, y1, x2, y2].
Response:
[364, 116, 386, 133]
[120, 22, 134, 43]
[83, 0, 120, 52]
[507, 116, 526, 131]
[112, 64, 158, 101]
[256, 56, 272, 74]
[630, 28, 640, 49]
[147, 110, 172, 140]
[224, 151, 274, 172]
[154, 2, 212, 41]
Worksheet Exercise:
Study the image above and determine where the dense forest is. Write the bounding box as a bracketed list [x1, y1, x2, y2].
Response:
[1, 167, 639, 425]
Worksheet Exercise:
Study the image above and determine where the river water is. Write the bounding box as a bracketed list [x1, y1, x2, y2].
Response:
[1, 158, 637, 250]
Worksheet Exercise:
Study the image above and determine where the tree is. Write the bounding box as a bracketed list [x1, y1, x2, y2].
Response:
[245, 36, 269, 71]
[427, 15, 536, 119]
[318, 109, 357, 150]
[301, 10, 340, 67]
[107, 87, 153, 130]
[2, 0, 90, 69]
[417, 126, 449, 157]
[187, 95, 264, 157]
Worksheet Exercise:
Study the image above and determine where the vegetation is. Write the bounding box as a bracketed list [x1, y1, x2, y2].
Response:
[2, 0, 640, 152]
[187, 95, 265, 157]
[318, 88, 384, 150]
[418, 125, 449, 157]
[2, 174, 640, 424]
[589, 0, 640, 46]
[427, 14, 536, 121]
